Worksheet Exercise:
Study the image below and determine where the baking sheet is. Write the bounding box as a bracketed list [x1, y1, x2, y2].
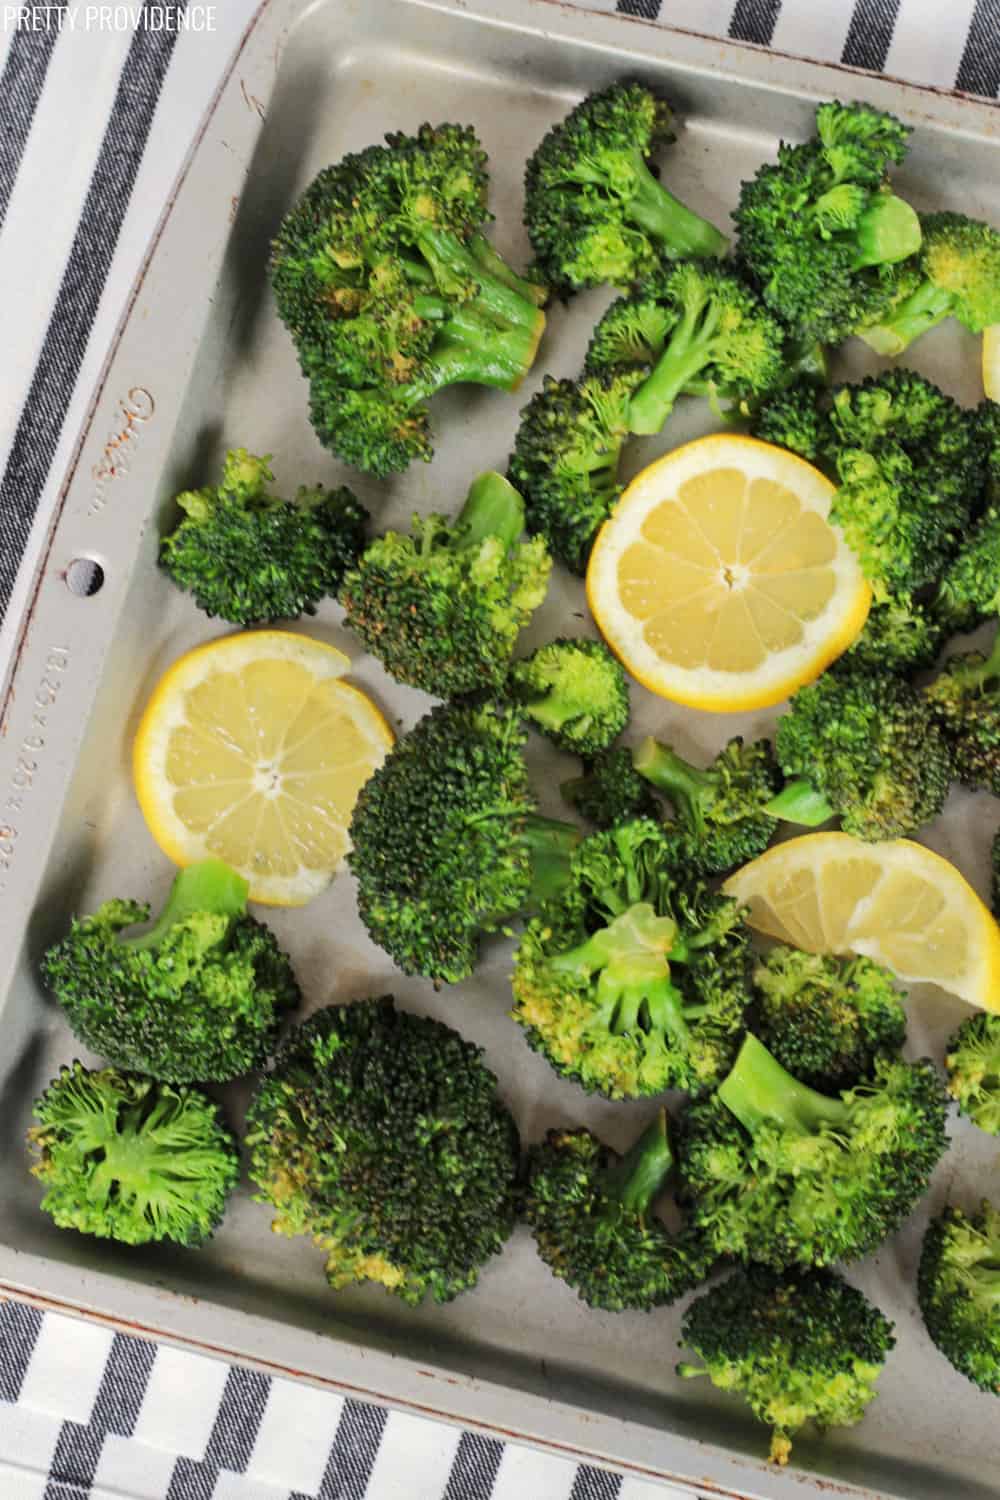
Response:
[2, 1, 1000, 1495]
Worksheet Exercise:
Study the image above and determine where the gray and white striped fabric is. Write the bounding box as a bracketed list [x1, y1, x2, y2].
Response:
[0, 1, 998, 1496]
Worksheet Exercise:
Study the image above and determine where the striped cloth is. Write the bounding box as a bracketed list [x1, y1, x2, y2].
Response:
[0, 1, 997, 1496]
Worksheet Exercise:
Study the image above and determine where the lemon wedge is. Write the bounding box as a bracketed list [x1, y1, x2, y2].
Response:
[586, 434, 871, 711]
[133, 630, 393, 905]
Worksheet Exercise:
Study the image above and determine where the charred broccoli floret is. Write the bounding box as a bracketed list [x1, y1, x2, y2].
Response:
[523, 81, 727, 297]
[347, 700, 580, 983]
[918, 1200, 1000, 1393]
[751, 947, 906, 1092]
[271, 124, 547, 476]
[735, 100, 921, 345]
[561, 746, 662, 829]
[679, 1267, 895, 1466]
[508, 369, 643, 575]
[925, 632, 1000, 795]
[945, 1013, 1000, 1134]
[768, 667, 953, 841]
[633, 735, 780, 876]
[28, 1063, 238, 1247]
[41, 860, 300, 1083]
[246, 997, 519, 1304]
[676, 1033, 949, 1269]
[583, 261, 785, 431]
[159, 449, 368, 625]
[340, 472, 550, 698]
[838, 596, 946, 674]
[509, 638, 629, 755]
[523, 1110, 709, 1312]
[511, 818, 751, 1099]
[859, 213, 1000, 355]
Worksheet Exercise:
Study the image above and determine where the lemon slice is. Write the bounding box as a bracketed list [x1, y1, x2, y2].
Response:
[586, 435, 871, 711]
[723, 833, 1000, 1010]
[983, 324, 1000, 402]
[133, 630, 393, 906]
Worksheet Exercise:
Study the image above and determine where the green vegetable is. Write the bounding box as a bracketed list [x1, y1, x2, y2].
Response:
[41, 860, 300, 1083]
[562, 746, 662, 829]
[945, 1013, 1000, 1134]
[159, 449, 368, 625]
[918, 1200, 1000, 1393]
[679, 1266, 895, 1466]
[523, 1110, 709, 1311]
[925, 632, 1000, 795]
[633, 735, 780, 876]
[246, 997, 519, 1304]
[340, 472, 550, 698]
[28, 1063, 238, 1246]
[509, 638, 629, 755]
[511, 818, 751, 1098]
[676, 1033, 949, 1269]
[859, 213, 1000, 355]
[524, 81, 727, 298]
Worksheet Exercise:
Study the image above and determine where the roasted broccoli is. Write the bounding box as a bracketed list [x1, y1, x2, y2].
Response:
[348, 700, 580, 983]
[924, 633, 1000, 794]
[837, 596, 946, 674]
[246, 997, 519, 1304]
[511, 818, 751, 1098]
[945, 1013, 1000, 1134]
[676, 1033, 949, 1269]
[41, 860, 300, 1083]
[28, 1063, 238, 1247]
[735, 100, 921, 345]
[271, 123, 547, 476]
[768, 667, 953, 841]
[679, 1267, 895, 1466]
[523, 1110, 709, 1312]
[751, 947, 906, 1092]
[340, 472, 550, 698]
[859, 212, 1000, 355]
[508, 638, 629, 755]
[633, 735, 780, 876]
[918, 1200, 1000, 1393]
[584, 262, 785, 432]
[159, 449, 368, 625]
[523, 81, 727, 297]
[562, 746, 662, 829]
[934, 502, 1000, 639]
[507, 370, 642, 575]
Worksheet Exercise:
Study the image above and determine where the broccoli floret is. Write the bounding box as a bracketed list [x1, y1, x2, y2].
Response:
[561, 746, 662, 829]
[859, 213, 1000, 355]
[768, 667, 953, 841]
[751, 947, 906, 1092]
[41, 860, 300, 1083]
[28, 1063, 238, 1247]
[676, 1033, 949, 1269]
[246, 997, 519, 1304]
[507, 369, 643, 575]
[159, 449, 368, 625]
[735, 100, 921, 345]
[945, 1013, 1000, 1134]
[584, 262, 785, 433]
[924, 633, 1000, 794]
[511, 818, 751, 1098]
[934, 503, 1000, 639]
[751, 379, 825, 460]
[347, 700, 580, 983]
[679, 1266, 895, 1466]
[271, 124, 547, 476]
[523, 81, 727, 297]
[340, 472, 550, 698]
[837, 595, 946, 675]
[509, 638, 629, 755]
[633, 735, 781, 876]
[918, 1200, 1000, 1393]
[523, 1110, 709, 1312]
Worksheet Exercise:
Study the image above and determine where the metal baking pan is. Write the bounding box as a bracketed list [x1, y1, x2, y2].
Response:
[3, 1, 1000, 1494]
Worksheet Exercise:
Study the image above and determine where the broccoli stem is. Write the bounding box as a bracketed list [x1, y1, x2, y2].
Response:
[596, 1108, 673, 1221]
[468, 233, 548, 308]
[521, 815, 583, 908]
[718, 1033, 848, 1136]
[852, 193, 922, 269]
[633, 738, 713, 833]
[623, 153, 729, 262]
[763, 777, 836, 828]
[626, 299, 722, 435]
[125, 860, 248, 952]
[857, 281, 956, 355]
[416, 223, 547, 340]
[457, 471, 526, 550]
